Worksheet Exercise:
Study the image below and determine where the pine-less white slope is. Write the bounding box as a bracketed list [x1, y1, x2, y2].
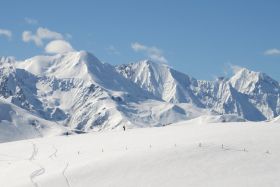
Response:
[229, 68, 280, 119]
[0, 122, 279, 187]
[17, 51, 151, 94]
[270, 115, 280, 123]
[116, 60, 202, 105]
[0, 98, 64, 143]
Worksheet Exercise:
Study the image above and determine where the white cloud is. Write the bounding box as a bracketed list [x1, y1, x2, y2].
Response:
[230, 64, 243, 74]
[264, 48, 280, 56]
[131, 42, 168, 63]
[22, 27, 63, 46]
[45, 40, 74, 54]
[107, 45, 120, 55]
[131, 42, 148, 51]
[24, 17, 38, 25]
[0, 29, 12, 39]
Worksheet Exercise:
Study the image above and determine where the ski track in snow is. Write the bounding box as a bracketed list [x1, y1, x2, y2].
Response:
[62, 162, 71, 187]
[0, 122, 277, 187]
[48, 145, 58, 159]
[29, 143, 38, 161]
[30, 165, 45, 187]
[28, 143, 46, 187]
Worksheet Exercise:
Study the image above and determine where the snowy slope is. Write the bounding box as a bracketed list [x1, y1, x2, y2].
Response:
[0, 98, 64, 143]
[197, 79, 268, 121]
[183, 114, 246, 124]
[116, 60, 202, 105]
[17, 51, 152, 95]
[0, 121, 279, 187]
[198, 69, 280, 121]
[229, 68, 280, 119]
[270, 115, 280, 123]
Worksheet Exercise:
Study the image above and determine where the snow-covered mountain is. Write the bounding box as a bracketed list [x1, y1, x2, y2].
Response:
[0, 52, 205, 142]
[0, 51, 279, 142]
[116, 60, 201, 105]
[116, 60, 280, 121]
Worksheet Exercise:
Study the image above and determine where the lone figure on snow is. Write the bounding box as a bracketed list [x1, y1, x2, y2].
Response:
[123, 125, 126, 131]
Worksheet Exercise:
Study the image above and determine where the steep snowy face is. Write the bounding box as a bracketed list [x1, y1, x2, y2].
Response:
[16, 51, 147, 95]
[229, 68, 280, 119]
[193, 79, 251, 120]
[0, 98, 64, 142]
[0, 63, 39, 112]
[117, 61, 280, 121]
[116, 60, 201, 105]
[16, 51, 101, 81]
[230, 68, 280, 94]
[195, 77, 275, 121]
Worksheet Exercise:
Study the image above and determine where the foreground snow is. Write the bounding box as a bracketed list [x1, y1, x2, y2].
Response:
[0, 121, 279, 187]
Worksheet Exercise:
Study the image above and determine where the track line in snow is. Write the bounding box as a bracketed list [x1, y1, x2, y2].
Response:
[29, 143, 38, 161]
[30, 164, 45, 187]
[28, 143, 46, 187]
[62, 162, 71, 187]
[48, 145, 58, 159]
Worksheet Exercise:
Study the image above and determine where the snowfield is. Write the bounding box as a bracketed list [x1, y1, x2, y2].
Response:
[0, 121, 279, 187]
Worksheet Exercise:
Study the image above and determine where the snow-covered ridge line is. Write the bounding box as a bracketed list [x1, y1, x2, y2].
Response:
[0, 51, 280, 142]
[116, 60, 280, 121]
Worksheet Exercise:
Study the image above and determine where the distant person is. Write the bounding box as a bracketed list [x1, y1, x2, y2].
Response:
[123, 125, 126, 131]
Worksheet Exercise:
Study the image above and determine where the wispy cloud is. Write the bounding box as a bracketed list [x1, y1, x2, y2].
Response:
[45, 40, 75, 54]
[264, 48, 280, 56]
[107, 45, 120, 55]
[223, 62, 245, 76]
[230, 64, 244, 74]
[22, 27, 63, 46]
[24, 17, 38, 25]
[0, 29, 12, 39]
[131, 42, 168, 64]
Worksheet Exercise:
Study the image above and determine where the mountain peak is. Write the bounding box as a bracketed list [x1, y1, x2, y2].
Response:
[74, 50, 100, 62]
[233, 67, 261, 78]
[229, 67, 279, 94]
[137, 59, 169, 68]
[15, 50, 105, 82]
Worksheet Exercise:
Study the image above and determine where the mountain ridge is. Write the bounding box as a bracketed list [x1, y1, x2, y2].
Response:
[0, 51, 279, 142]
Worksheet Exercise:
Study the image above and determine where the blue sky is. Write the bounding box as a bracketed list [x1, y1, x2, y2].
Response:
[1, 0, 280, 80]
